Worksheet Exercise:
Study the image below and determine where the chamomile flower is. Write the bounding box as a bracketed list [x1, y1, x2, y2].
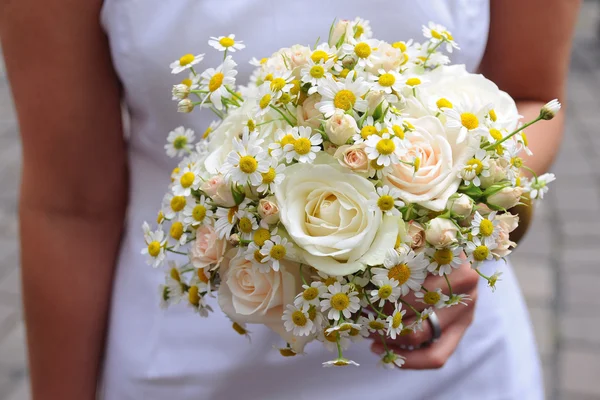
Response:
[369, 185, 404, 216]
[370, 278, 401, 307]
[214, 200, 249, 239]
[171, 84, 190, 100]
[199, 56, 237, 110]
[487, 271, 503, 291]
[358, 313, 387, 335]
[422, 22, 459, 52]
[446, 293, 472, 307]
[320, 281, 360, 321]
[269, 127, 297, 161]
[244, 242, 270, 272]
[182, 195, 213, 227]
[164, 262, 184, 303]
[525, 173, 556, 200]
[141, 222, 167, 267]
[167, 220, 188, 249]
[414, 288, 450, 309]
[444, 98, 492, 143]
[352, 116, 379, 144]
[348, 17, 373, 41]
[341, 38, 380, 69]
[380, 351, 406, 369]
[301, 58, 335, 91]
[372, 248, 428, 295]
[471, 211, 500, 242]
[386, 303, 406, 339]
[260, 236, 293, 272]
[267, 70, 294, 98]
[323, 358, 360, 367]
[172, 165, 201, 197]
[256, 161, 285, 194]
[255, 83, 275, 117]
[236, 209, 259, 240]
[165, 126, 195, 158]
[326, 322, 361, 335]
[425, 246, 464, 276]
[370, 69, 402, 94]
[364, 133, 405, 167]
[401, 74, 429, 94]
[309, 43, 338, 64]
[319, 326, 351, 352]
[316, 72, 369, 117]
[187, 284, 213, 317]
[161, 193, 188, 220]
[459, 149, 491, 187]
[208, 34, 245, 52]
[283, 126, 323, 163]
[222, 135, 270, 186]
[466, 236, 497, 266]
[170, 53, 204, 74]
[411, 307, 435, 332]
[295, 282, 327, 308]
[283, 304, 315, 336]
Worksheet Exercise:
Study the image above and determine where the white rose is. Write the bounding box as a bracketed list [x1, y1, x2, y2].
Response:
[447, 194, 473, 218]
[288, 44, 311, 69]
[325, 109, 359, 146]
[329, 20, 350, 47]
[275, 161, 399, 276]
[333, 144, 369, 174]
[425, 218, 459, 249]
[368, 42, 403, 73]
[406, 221, 426, 251]
[480, 158, 509, 189]
[258, 197, 280, 224]
[218, 255, 310, 353]
[296, 94, 323, 129]
[190, 225, 228, 270]
[493, 213, 519, 257]
[200, 175, 236, 207]
[487, 186, 523, 210]
[385, 116, 478, 211]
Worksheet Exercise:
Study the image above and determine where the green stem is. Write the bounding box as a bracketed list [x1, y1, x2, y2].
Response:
[226, 86, 244, 102]
[379, 333, 391, 352]
[475, 268, 491, 281]
[269, 105, 295, 126]
[443, 273, 454, 296]
[484, 116, 542, 150]
[336, 335, 344, 359]
[423, 40, 443, 66]
[399, 299, 420, 316]
[167, 248, 187, 256]
[521, 165, 539, 183]
[364, 293, 388, 319]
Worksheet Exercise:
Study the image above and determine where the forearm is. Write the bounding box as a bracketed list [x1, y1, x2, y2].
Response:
[20, 204, 126, 399]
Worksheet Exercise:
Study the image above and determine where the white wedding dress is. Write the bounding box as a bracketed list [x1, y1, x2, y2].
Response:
[99, 1, 543, 399]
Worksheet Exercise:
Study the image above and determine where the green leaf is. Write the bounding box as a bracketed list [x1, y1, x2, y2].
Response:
[231, 184, 246, 205]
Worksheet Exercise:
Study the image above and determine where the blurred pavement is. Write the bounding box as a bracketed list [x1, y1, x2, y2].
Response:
[1, 3, 600, 399]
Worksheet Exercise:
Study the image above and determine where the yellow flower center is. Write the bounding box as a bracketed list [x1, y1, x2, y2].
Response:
[431, 30, 442, 39]
[170, 267, 180, 281]
[444, 31, 454, 41]
[280, 134, 296, 147]
[264, 73, 273, 82]
[173, 136, 187, 150]
[247, 119, 256, 132]
[361, 125, 378, 139]
[377, 195, 395, 211]
[311, 50, 329, 63]
[261, 168, 276, 184]
[270, 244, 287, 260]
[370, 159, 384, 170]
[331, 293, 350, 311]
[147, 241, 161, 257]
[436, 98, 453, 109]
[308, 306, 317, 320]
[406, 77, 421, 87]
[170, 196, 186, 212]
[170, 221, 184, 240]
[369, 320, 385, 330]
[378, 285, 393, 299]
[324, 329, 339, 343]
[203, 126, 213, 139]
[378, 73, 395, 87]
[489, 128, 503, 141]
[279, 348, 296, 357]
[466, 159, 484, 175]
[181, 78, 193, 87]
[354, 42, 372, 58]
[188, 285, 200, 307]
[197, 268, 209, 284]
[294, 137, 312, 155]
[292, 310, 307, 327]
[310, 65, 325, 79]
[180, 172, 195, 188]
[157, 211, 164, 224]
[208, 72, 224, 92]
[354, 24, 364, 38]
[239, 155, 258, 174]
[238, 217, 253, 234]
[179, 54, 195, 66]
[333, 89, 357, 111]
[303, 287, 319, 301]
[511, 157, 523, 168]
[323, 277, 337, 287]
[254, 250, 266, 263]
[392, 312, 403, 329]
[278, 93, 291, 104]
[392, 125, 405, 139]
[460, 112, 479, 130]
[270, 77, 287, 91]
[376, 138, 395, 155]
[434, 248, 454, 265]
[339, 68, 350, 79]
[392, 41, 407, 52]
[253, 228, 271, 246]
[192, 204, 207, 222]
[489, 109, 497, 122]
[259, 94, 271, 109]
[219, 37, 235, 47]
[232, 322, 247, 335]
[473, 245, 489, 261]
[424, 291, 441, 305]
[227, 207, 237, 224]
[479, 219, 494, 237]
[290, 80, 301, 95]
[388, 263, 410, 285]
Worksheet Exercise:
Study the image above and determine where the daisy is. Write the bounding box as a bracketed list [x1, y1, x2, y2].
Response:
[364, 132, 405, 167]
[301, 58, 335, 92]
[267, 70, 294, 98]
[471, 211, 500, 243]
[323, 358, 360, 367]
[422, 22, 460, 53]
[199, 56, 237, 110]
[269, 127, 297, 161]
[244, 242, 270, 272]
[168, 220, 188, 249]
[444, 97, 492, 143]
[316, 72, 369, 117]
[164, 262, 184, 304]
[214, 200, 249, 239]
[172, 165, 201, 197]
[314, 270, 347, 288]
[257, 161, 285, 193]
[369, 185, 404, 216]
[171, 83, 190, 100]
[208, 34, 245, 52]
[341, 38, 380, 69]
[326, 322, 361, 334]
[161, 193, 188, 220]
[186, 284, 213, 317]
[221, 133, 270, 186]
[182, 195, 213, 228]
[415, 288, 450, 309]
[358, 313, 387, 335]
[370, 278, 401, 307]
[348, 17, 373, 41]
[283, 304, 315, 336]
[177, 98, 194, 113]
[368, 159, 393, 180]
[283, 126, 323, 163]
[319, 326, 351, 352]
[260, 236, 293, 272]
[191, 267, 212, 294]
[526, 173, 556, 200]
[386, 303, 406, 339]
[295, 282, 327, 308]
[459, 149, 491, 187]
[425, 246, 464, 276]
[352, 116, 379, 144]
[309, 43, 338, 64]
[446, 293, 472, 307]
[235, 209, 259, 240]
[320, 281, 360, 321]
[254, 82, 275, 117]
[466, 236, 497, 267]
[370, 69, 402, 94]
[165, 126, 195, 158]
[401, 74, 429, 94]
[170, 53, 204, 74]
[372, 248, 428, 296]
[141, 222, 167, 267]
[380, 352, 406, 369]
[411, 307, 435, 332]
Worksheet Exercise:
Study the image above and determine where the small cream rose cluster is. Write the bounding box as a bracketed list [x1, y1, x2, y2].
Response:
[143, 17, 558, 367]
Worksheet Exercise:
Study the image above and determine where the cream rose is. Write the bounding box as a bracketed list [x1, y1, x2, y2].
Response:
[325, 109, 359, 146]
[201, 175, 236, 207]
[447, 194, 473, 218]
[385, 116, 477, 211]
[296, 93, 323, 129]
[368, 42, 403, 73]
[190, 225, 228, 270]
[487, 186, 523, 210]
[333, 144, 369, 174]
[493, 213, 519, 257]
[480, 158, 509, 189]
[258, 196, 280, 224]
[406, 221, 426, 251]
[275, 161, 399, 275]
[329, 20, 350, 47]
[425, 217, 459, 249]
[218, 255, 310, 353]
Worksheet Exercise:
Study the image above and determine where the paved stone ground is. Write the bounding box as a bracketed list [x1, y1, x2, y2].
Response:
[1, 4, 600, 400]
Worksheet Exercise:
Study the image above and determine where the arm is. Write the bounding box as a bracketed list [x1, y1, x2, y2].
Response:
[0, 0, 127, 398]
[480, 0, 581, 175]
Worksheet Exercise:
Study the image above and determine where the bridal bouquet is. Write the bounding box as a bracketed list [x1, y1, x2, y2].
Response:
[143, 18, 559, 368]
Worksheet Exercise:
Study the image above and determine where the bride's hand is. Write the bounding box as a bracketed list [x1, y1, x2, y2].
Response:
[371, 261, 479, 369]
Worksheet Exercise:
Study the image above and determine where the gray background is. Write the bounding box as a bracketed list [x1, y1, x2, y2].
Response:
[1, 2, 600, 399]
